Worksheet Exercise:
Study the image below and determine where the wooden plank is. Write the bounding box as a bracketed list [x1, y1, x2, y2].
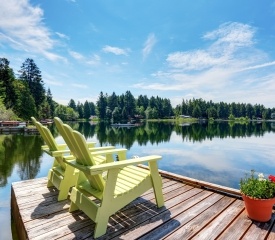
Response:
[267, 215, 275, 240]
[24, 209, 69, 230]
[137, 193, 222, 240]
[49, 185, 200, 240]
[11, 187, 28, 240]
[164, 196, 236, 239]
[27, 211, 91, 239]
[139, 165, 241, 197]
[20, 199, 70, 222]
[217, 211, 253, 240]
[109, 189, 213, 240]
[12, 176, 274, 240]
[12, 177, 48, 188]
[192, 199, 245, 240]
[242, 214, 275, 240]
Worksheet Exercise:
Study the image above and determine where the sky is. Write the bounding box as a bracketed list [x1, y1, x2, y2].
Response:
[0, 0, 275, 108]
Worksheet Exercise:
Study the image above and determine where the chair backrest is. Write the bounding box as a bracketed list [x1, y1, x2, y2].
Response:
[31, 117, 66, 169]
[54, 117, 77, 154]
[62, 124, 105, 190]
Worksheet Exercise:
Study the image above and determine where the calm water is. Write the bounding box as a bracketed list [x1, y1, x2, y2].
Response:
[1, 121, 275, 239]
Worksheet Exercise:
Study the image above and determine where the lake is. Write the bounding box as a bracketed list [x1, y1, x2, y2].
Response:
[1, 121, 275, 239]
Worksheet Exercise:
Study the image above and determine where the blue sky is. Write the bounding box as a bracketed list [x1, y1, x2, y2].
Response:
[0, 0, 275, 108]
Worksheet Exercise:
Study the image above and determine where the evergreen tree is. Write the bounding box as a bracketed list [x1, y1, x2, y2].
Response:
[0, 58, 16, 109]
[96, 91, 107, 120]
[77, 101, 84, 118]
[89, 102, 96, 115]
[18, 85, 36, 120]
[124, 90, 136, 117]
[83, 100, 91, 119]
[19, 58, 45, 107]
[107, 92, 118, 112]
[68, 99, 77, 110]
[46, 88, 54, 118]
[192, 105, 202, 118]
[112, 107, 121, 123]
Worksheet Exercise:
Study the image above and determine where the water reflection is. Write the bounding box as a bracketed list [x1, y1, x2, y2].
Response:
[1, 121, 275, 239]
[0, 121, 275, 187]
[0, 135, 43, 187]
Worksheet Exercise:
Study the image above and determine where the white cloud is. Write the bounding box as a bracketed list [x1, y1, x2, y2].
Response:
[241, 61, 275, 71]
[167, 22, 256, 71]
[142, 33, 157, 59]
[0, 0, 65, 61]
[133, 22, 275, 107]
[55, 32, 70, 40]
[68, 50, 84, 60]
[71, 83, 88, 89]
[102, 45, 129, 55]
[86, 54, 101, 65]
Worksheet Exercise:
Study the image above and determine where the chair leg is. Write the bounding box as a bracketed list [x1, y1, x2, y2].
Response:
[58, 165, 77, 201]
[69, 201, 79, 212]
[94, 217, 109, 238]
[47, 170, 54, 187]
[57, 185, 69, 201]
[149, 161, 164, 207]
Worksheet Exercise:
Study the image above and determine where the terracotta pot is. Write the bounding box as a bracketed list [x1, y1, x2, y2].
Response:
[242, 194, 275, 222]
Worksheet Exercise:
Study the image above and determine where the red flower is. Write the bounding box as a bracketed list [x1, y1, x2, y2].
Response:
[268, 175, 275, 182]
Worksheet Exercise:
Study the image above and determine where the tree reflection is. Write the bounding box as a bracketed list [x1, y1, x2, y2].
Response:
[0, 134, 43, 187]
[0, 121, 274, 187]
[75, 121, 275, 148]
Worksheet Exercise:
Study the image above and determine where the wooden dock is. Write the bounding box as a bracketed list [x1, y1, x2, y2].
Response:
[11, 170, 275, 240]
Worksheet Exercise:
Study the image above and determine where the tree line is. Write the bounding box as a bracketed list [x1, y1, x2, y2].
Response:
[0, 58, 54, 120]
[174, 98, 275, 120]
[1, 57, 274, 121]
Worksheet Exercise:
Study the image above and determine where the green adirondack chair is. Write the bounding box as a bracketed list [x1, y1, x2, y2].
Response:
[62, 124, 164, 238]
[54, 117, 117, 164]
[31, 117, 77, 201]
[31, 117, 119, 201]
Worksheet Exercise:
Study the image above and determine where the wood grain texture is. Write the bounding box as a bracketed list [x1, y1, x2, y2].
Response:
[11, 172, 275, 240]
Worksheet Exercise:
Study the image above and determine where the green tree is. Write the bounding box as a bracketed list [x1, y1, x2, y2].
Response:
[96, 92, 107, 120]
[19, 58, 45, 107]
[124, 90, 136, 117]
[77, 101, 84, 118]
[137, 95, 149, 110]
[54, 105, 78, 120]
[39, 100, 51, 119]
[89, 102, 96, 115]
[46, 88, 55, 118]
[0, 58, 16, 109]
[107, 92, 118, 112]
[112, 107, 121, 123]
[207, 106, 217, 119]
[0, 97, 17, 120]
[18, 85, 36, 120]
[83, 100, 91, 119]
[105, 106, 112, 121]
[68, 99, 77, 111]
[192, 105, 202, 118]
[163, 98, 173, 118]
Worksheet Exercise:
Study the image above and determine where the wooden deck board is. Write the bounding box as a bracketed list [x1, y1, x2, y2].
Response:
[11, 175, 275, 240]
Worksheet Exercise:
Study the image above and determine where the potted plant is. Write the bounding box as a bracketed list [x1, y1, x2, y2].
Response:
[240, 170, 275, 222]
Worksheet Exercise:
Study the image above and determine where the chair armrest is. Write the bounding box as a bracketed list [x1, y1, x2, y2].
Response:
[42, 143, 67, 151]
[89, 148, 127, 156]
[44, 149, 71, 157]
[64, 155, 162, 175]
[88, 146, 115, 152]
[87, 142, 96, 147]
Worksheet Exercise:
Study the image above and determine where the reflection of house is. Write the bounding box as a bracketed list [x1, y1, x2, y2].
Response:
[179, 115, 191, 118]
[0, 121, 20, 126]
